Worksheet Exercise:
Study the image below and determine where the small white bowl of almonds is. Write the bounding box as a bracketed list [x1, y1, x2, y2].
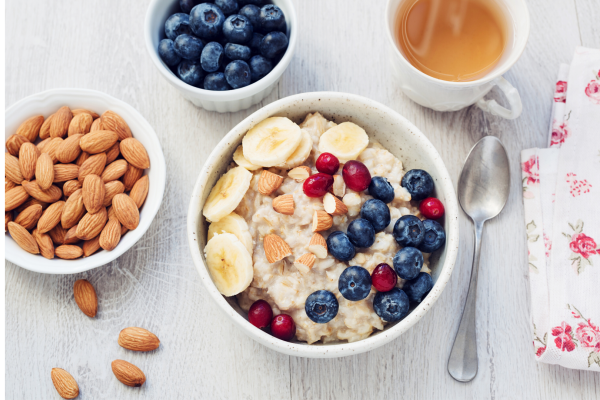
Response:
[5, 88, 166, 274]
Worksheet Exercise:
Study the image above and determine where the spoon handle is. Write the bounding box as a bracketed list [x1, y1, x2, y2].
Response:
[448, 220, 484, 382]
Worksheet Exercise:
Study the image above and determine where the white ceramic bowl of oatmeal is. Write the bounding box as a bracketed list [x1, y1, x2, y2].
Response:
[187, 92, 459, 358]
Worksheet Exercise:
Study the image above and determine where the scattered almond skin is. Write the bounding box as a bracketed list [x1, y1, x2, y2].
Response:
[22, 181, 63, 203]
[294, 253, 316, 274]
[263, 234, 292, 263]
[53, 164, 80, 182]
[6, 134, 29, 156]
[50, 368, 79, 399]
[323, 192, 348, 216]
[102, 110, 132, 140]
[14, 204, 43, 230]
[79, 130, 118, 154]
[89, 118, 102, 132]
[308, 233, 328, 258]
[120, 138, 150, 169]
[258, 170, 284, 196]
[32, 228, 54, 259]
[67, 113, 93, 136]
[122, 164, 143, 191]
[37, 137, 51, 152]
[40, 137, 64, 164]
[7, 222, 40, 254]
[76, 207, 107, 240]
[39, 114, 54, 140]
[111, 360, 146, 387]
[82, 174, 106, 214]
[55, 245, 83, 260]
[272, 194, 295, 215]
[112, 194, 139, 230]
[36, 153, 55, 190]
[15, 198, 48, 214]
[312, 210, 333, 232]
[99, 219, 121, 251]
[118, 327, 160, 352]
[18, 142, 40, 180]
[49, 224, 68, 245]
[105, 142, 120, 164]
[288, 166, 311, 182]
[73, 279, 97, 317]
[5, 186, 30, 211]
[63, 180, 82, 198]
[6, 153, 25, 184]
[82, 235, 101, 257]
[129, 176, 149, 209]
[61, 189, 85, 229]
[78, 152, 106, 182]
[5, 177, 16, 192]
[37, 201, 65, 233]
[49, 106, 73, 138]
[16, 115, 44, 142]
[5, 212, 13, 232]
[101, 159, 128, 182]
[103, 181, 125, 207]
[75, 151, 90, 166]
[56, 133, 83, 163]
[63, 225, 80, 245]
[72, 108, 100, 119]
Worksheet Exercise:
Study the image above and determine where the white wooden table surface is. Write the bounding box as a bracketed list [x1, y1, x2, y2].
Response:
[5, 0, 600, 398]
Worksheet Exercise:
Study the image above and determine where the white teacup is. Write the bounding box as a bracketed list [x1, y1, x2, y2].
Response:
[385, 0, 530, 119]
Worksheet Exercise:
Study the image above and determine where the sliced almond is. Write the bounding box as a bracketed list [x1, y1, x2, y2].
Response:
[129, 176, 149, 209]
[16, 115, 44, 142]
[49, 224, 68, 245]
[288, 166, 311, 182]
[82, 174, 105, 214]
[53, 164, 80, 182]
[118, 327, 160, 352]
[55, 244, 83, 260]
[73, 279, 97, 317]
[32, 228, 54, 259]
[5, 153, 24, 184]
[79, 130, 118, 154]
[56, 133, 83, 163]
[63, 180, 82, 198]
[6, 134, 29, 156]
[105, 142, 120, 164]
[258, 170, 284, 196]
[7, 222, 39, 254]
[63, 225, 80, 245]
[75, 151, 90, 166]
[323, 192, 348, 216]
[61, 189, 85, 229]
[120, 138, 150, 169]
[37, 201, 65, 233]
[101, 159, 128, 182]
[332, 175, 346, 197]
[111, 359, 146, 387]
[39, 114, 54, 140]
[122, 164, 143, 191]
[36, 153, 54, 190]
[19, 142, 40, 181]
[40, 137, 63, 164]
[312, 210, 333, 232]
[78, 152, 106, 182]
[101, 110, 132, 140]
[294, 253, 316, 275]
[272, 194, 294, 215]
[103, 180, 125, 207]
[22, 180, 63, 203]
[308, 232, 328, 258]
[14, 204, 43, 230]
[49, 106, 73, 138]
[76, 207, 107, 240]
[5, 186, 30, 211]
[72, 109, 100, 119]
[67, 113, 93, 136]
[83, 235, 101, 257]
[263, 234, 292, 263]
[50, 368, 79, 399]
[112, 194, 139, 230]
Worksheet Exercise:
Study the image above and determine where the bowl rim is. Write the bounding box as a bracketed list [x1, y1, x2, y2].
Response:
[187, 91, 459, 358]
[5, 88, 167, 274]
[144, 0, 298, 101]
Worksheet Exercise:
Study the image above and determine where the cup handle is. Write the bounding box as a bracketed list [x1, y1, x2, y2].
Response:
[476, 76, 522, 119]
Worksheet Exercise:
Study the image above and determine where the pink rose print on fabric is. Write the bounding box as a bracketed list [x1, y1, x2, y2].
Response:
[554, 80, 567, 102]
[576, 320, 600, 351]
[585, 80, 600, 104]
[552, 322, 576, 352]
[563, 220, 599, 274]
[544, 233, 552, 259]
[536, 346, 546, 357]
[570, 233, 599, 259]
[566, 173, 593, 197]
[522, 155, 539, 185]
[550, 119, 570, 147]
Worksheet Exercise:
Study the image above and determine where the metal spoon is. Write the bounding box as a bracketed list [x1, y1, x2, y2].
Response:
[447, 136, 510, 382]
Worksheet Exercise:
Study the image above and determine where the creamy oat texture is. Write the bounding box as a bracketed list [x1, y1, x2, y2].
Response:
[235, 113, 430, 344]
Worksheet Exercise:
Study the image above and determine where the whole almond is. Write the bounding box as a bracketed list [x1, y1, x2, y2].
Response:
[6, 134, 29, 156]
[107, 206, 118, 221]
[32, 228, 54, 259]
[40, 137, 64, 164]
[272, 194, 294, 215]
[78, 152, 106, 182]
[5, 186, 30, 211]
[37, 201, 65, 233]
[67, 113, 93, 136]
[120, 138, 150, 169]
[76, 207, 107, 240]
[7, 222, 39, 254]
[61, 189, 85, 229]
[118, 327, 160, 352]
[263, 234, 292, 263]
[72, 109, 100, 119]
[103, 181, 125, 207]
[5, 153, 24, 184]
[55, 245, 83, 260]
[101, 111, 132, 140]
[129, 176, 149, 209]
[101, 159, 128, 182]
[15, 198, 48, 214]
[73, 279, 97, 317]
[122, 164, 143, 191]
[82, 174, 105, 214]
[99, 219, 121, 251]
[63, 180, 82, 198]
[63, 225, 80, 245]
[105, 142, 120, 164]
[36, 153, 54, 190]
[49, 224, 68, 245]
[16, 115, 44, 142]
[50, 106, 73, 138]
[18, 142, 40, 180]
[22, 180, 63, 203]
[112, 194, 139, 230]
[80, 130, 118, 154]
[111, 360, 146, 387]
[36, 137, 51, 152]
[5, 212, 12, 231]
[90, 118, 102, 132]
[53, 164, 80, 182]
[75, 151, 90, 166]
[83, 235, 101, 257]
[39, 114, 54, 140]
[258, 170, 283, 196]
[14, 204, 43, 230]
[50, 368, 79, 399]
[5, 177, 16, 192]
[56, 133, 83, 163]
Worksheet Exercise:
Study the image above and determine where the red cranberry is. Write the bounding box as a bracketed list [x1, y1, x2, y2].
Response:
[342, 160, 371, 192]
[303, 173, 334, 198]
[371, 263, 397, 292]
[419, 197, 445, 219]
[248, 300, 273, 328]
[270, 314, 296, 341]
[316, 152, 340, 175]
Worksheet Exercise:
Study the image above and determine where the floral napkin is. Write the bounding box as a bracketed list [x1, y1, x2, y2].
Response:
[521, 46, 600, 371]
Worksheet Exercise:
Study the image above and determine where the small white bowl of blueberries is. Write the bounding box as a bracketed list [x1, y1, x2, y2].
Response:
[145, 0, 297, 113]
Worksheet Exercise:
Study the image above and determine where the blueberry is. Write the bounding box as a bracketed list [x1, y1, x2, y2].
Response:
[223, 14, 254, 44]
[259, 5, 286, 32]
[417, 219, 446, 253]
[393, 215, 424, 247]
[249, 33, 264, 54]
[204, 72, 231, 90]
[259, 31, 288, 59]
[360, 199, 391, 232]
[368, 176, 395, 203]
[338, 266, 372, 301]
[177, 60, 205, 87]
[373, 288, 410, 322]
[239, 4, 261, 27]
[165, 13, 192, 40]
[224, 60, 251, 88]
[180, 0, 201, 13]
[403, 272, 433, 303]
[393, 247, 423, 280]
[305, 290, 339, 323]
[190, 3, 226, 40]
[401, 169, 434, 201]
[173, 34, 204, 60]
[201, 42, 224, 72]
[347, 219, 376, 248]
[249, 55, 272, 81]
[224, 43, 251, 61]
[215, 0, 239, 15]
[158, 39, 182, 66]
[326, 231, 355, 262]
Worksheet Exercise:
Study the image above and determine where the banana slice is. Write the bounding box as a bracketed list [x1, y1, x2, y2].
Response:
[205, 233, 254, 296]
[203, 166, 252, 222]
[208, 212, 253, 255]
[277, 129, 313, 169]
[242, 117, 302, 167]
[318, 122, 369, 162]
[233, 146, 261, 171]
